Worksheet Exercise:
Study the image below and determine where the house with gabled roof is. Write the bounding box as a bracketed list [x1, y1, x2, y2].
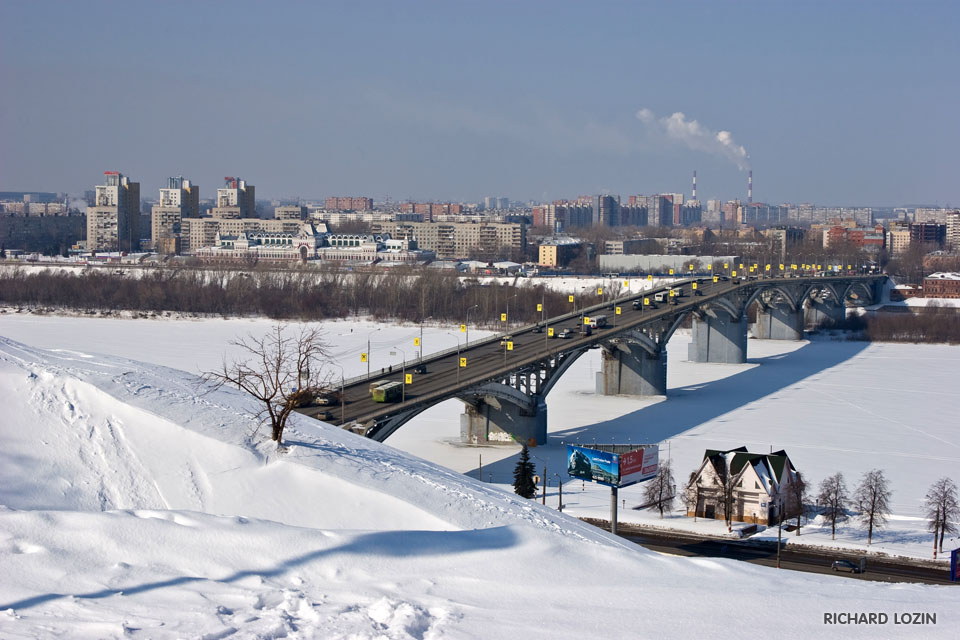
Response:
[686, 446, 800, 525]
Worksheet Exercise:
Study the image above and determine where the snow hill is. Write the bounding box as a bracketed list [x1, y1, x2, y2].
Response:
[0, 336, 955, 638]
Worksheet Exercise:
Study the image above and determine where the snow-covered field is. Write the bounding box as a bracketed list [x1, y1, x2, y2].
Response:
[1, 312, 958, 637]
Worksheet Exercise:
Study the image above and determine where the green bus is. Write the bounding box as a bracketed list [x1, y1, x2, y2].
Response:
[371, 380, 403, 403]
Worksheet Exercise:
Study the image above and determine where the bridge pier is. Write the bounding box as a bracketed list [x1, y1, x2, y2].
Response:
[595, 342, 667, 397]
[460, 397, 547, 446]
[805, 300, 847, 328]
[754, 304, 804, 340]
[688, 310, 747, 364]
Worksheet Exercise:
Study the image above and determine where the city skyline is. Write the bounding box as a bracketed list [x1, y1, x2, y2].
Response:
[1, 1, 957, 206]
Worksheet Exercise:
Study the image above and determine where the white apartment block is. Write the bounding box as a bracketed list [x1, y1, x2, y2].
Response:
[86, 171, 140, 252]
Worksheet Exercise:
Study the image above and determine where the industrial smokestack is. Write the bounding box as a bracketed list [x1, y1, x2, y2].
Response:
[692, 170, 697, 200]
[748, 170, 753, 204]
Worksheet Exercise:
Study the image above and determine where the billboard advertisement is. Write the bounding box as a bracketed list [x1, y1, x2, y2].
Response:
[619, 447, 659, 487]
[567, 445, 659, 488]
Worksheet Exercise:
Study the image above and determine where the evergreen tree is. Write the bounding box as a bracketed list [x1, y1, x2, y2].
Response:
[513, 444, 537, 499]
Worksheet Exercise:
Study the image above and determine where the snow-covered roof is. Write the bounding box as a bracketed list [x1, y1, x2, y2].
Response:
[925, 272, 960, 280]
[492, 261, 522, 269]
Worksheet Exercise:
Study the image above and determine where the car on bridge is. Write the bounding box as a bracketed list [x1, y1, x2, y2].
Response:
[500, 335, 513, 346]
[557, 328, 573, 339]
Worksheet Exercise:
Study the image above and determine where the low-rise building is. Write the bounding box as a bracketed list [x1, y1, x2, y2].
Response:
[686, 446, 800, 525]
[923, 272, 960, 298]
[195, 223, 324, 261]
[539, 238, 584, 267]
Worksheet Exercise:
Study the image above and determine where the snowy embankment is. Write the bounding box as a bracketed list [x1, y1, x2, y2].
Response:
[1, 335, 956, 638]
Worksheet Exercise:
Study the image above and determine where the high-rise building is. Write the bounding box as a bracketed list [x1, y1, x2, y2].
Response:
[86, 171, 140, 252]
[151, 176, 199, 254]
[592, 195, 620, 226]
[945, 211, 960, 250]
[212, 177, 255, 218]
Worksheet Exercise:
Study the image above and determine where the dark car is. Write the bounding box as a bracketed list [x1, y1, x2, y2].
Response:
[413, 364, 427, 374]
[831, 559, 861, 573]
[531, 325, 543, 334]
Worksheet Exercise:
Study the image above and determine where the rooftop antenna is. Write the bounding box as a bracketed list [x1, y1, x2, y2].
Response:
[692, 170, 697, 200]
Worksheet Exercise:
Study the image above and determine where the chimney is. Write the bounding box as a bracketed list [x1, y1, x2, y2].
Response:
[692, 170, 697, 200]
[748, 170, 753, 204]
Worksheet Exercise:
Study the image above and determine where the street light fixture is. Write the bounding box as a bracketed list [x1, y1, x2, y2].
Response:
[392, 345, 406, 403]
[419, 315, 433, 363]
[446, 332, 462, 384]
[366, 327, 381, 379]
[465, 304, 479, 346]
[331, 362, 346, 424]
[553, 472, 564, 512]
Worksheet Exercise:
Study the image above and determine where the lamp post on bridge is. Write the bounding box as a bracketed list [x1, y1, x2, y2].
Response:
[465, 304, 479, 346]
[446, 332, 462, 384]
[366, 327, 381, 379]
[418, 315, 433, 364]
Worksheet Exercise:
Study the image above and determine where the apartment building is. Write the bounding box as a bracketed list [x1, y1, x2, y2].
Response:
[211, 177, 255, 219]
[86, 171, 140, 251]
[151, 176, 199, 255]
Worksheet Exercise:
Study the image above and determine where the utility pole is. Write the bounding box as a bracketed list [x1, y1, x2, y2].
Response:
[542, 466, 547, 505]
[777, 494, 783, 569]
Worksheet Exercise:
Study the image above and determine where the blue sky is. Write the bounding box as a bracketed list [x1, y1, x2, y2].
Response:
[1, 1, 957, 206]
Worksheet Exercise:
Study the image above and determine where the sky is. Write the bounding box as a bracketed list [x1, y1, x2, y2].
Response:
[1, 1, 957, 206]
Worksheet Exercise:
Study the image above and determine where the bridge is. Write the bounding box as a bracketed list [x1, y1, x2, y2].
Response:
[307, 273, 885, 445]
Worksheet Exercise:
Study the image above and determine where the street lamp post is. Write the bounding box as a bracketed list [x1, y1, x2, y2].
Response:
[466, 304, 479, 346]
[366, 327, 381, 379]
[331, 363, 346, 424]
[393, 345, 406, 403]
[777, 494, 783, 569]
[446, 332, 462, 384]
[505, 293, 518, 330]
[419, 316, 433, 363]
[553, 473, 563, 512]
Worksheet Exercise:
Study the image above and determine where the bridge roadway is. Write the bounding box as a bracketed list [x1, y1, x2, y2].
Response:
[305, 273, 880, 437]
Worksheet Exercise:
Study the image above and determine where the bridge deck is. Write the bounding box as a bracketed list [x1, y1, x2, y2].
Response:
[302, 274, 881, 430]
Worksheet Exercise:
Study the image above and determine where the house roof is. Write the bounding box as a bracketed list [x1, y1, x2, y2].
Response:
[701, 446, 793, 490]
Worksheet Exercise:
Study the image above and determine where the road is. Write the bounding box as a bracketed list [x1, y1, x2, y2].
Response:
[301, 273, 881, 432]
[618, 529, 954, 585]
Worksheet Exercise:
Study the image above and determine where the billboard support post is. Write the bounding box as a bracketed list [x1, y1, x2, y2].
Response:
[611, 486, 618, 536]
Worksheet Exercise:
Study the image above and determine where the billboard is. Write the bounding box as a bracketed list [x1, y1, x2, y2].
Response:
[952, 548, 960, 582]
[567, 444, 659, 488]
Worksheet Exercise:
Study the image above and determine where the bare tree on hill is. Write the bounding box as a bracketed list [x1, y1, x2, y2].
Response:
[203, 324, 334, 445]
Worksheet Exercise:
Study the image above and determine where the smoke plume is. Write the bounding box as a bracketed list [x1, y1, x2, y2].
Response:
[635, 108, 750, 170]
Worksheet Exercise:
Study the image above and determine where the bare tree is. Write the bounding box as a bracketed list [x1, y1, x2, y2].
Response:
[683, 470, 703, 522]
[853, 469, 892, 545]
[204, 324, 333, 445]
[924, 477, 959, 558]
[786, 470, 809, 536]
[816, 473, 848, 540]
[710, 456, 738, 532]
[643, 460, 676, 518]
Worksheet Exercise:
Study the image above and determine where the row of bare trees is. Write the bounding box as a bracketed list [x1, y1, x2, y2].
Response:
[0, 266, 600, 327]
[642, 460, 958, 556]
